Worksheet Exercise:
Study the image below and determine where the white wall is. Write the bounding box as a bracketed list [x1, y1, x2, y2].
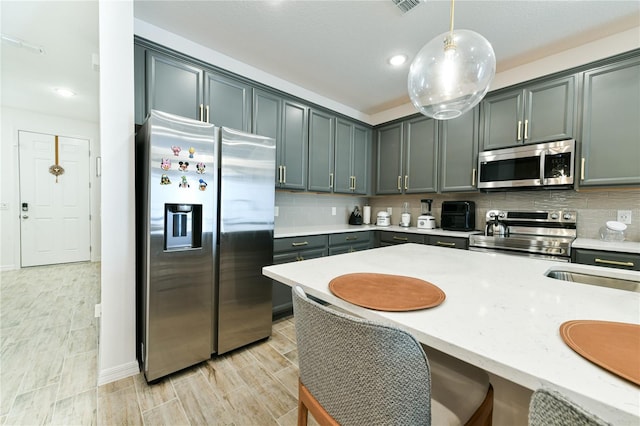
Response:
[96, 0, 139, 385]
[0, 106, 101, 271]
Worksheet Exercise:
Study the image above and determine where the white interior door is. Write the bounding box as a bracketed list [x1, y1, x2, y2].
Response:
[19, 131, 91, 267]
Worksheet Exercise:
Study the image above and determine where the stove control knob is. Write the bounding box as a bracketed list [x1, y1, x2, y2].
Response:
[563, 213, 573, 220]
[498, 212, 506, 219]
[550, 213, 559, 220]
[488, 212, 496, 218]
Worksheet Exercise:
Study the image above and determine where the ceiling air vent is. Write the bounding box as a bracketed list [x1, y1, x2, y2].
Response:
[392, 0, 423, 14]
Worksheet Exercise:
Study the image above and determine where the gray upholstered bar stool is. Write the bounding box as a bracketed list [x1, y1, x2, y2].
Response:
[529, 388, 610, 426]
[292, 286, 493, 426]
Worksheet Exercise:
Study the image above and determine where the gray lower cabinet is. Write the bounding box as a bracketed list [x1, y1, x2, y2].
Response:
[425, 235, 468, 250]
[272, 235, 328, 317]
[334, 119, 371, 194]
[378, 231, 425, 246]
[572, 249, 640, 271]
[439, 107, 479, 192]
[481, 74, 577, 150]
[579, 56, 640, 186]
[328, 232, 373, 255]
[307, 109, 335, 192]
[253, 90, 308, 190]
[376, 116, 438, 195]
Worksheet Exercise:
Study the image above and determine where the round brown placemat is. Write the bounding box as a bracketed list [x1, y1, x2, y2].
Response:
[328, 273, 445, 312]
[560, 320, 640, 386]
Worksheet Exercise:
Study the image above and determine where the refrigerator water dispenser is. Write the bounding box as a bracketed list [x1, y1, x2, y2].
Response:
[164, 204, 202, 250]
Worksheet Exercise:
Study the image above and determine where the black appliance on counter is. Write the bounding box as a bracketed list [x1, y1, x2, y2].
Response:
[441, 201, 476, 231]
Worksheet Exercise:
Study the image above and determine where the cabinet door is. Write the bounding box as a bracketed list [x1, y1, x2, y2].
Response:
[204, 72, 252, 132]
[404, 116, 438, 193]
[334, 119, 354, 193]
[376, 123, 403, 194]
[280, 99, 308, 190]
[253, 90, 282, 185]
[426, 235, 468, 250]
[134, 44, 146, 125]
[440, 108, 479, 192]
[352, 124, 370, 195]
[581, 57, 640, 186]
[146, 51, 203, 121]
[308, 109, 335, 192]
[481, 90, 523, 150]
[524, 75, 576, 144]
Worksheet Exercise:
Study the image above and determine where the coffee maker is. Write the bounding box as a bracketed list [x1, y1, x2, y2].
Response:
[417, 199, 436, 229]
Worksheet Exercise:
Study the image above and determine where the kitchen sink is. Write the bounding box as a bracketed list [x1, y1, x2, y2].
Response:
[545, 269, 640, 293]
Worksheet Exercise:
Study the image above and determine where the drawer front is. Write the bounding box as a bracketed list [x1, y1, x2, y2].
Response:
[297, 247, 328, 261]
[427, 235, 468, 250]
[329, 231, 372, 247]
[274, 235, 328, 253]
[328, 241, 372, 256]
[379, 232, 425, 245]
[573, 249, 640, 271]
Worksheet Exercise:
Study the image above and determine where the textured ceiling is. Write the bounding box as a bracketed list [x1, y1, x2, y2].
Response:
[1, 1, 639, 123]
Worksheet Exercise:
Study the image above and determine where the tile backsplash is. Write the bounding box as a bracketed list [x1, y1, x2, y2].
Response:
[277, 189, 640, 241]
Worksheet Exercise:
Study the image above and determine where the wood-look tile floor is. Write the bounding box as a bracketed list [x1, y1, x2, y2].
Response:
[1, 262, 318, 425]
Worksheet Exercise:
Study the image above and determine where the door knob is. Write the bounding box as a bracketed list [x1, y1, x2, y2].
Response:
[22, 215, 29, 219]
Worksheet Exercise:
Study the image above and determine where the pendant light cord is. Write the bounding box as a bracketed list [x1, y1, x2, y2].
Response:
[449, 0, 455, 34]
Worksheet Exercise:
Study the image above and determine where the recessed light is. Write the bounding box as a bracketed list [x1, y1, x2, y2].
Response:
[388, 54, 408, 66]
[54, 88, 75, 98]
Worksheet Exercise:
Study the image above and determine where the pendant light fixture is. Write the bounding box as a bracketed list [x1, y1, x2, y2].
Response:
[407, 0, 495, 120]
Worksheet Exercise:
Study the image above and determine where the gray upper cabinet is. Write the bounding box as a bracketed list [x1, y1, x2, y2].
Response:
[253, 90, 308, 190]
[140, 48, 252, 129]
[334, 119, 370, 194]
[580, 56, 640, 186]
[481, 75, 577, 150]
[308, 109, 335, 192]
[439, 107, 479, 192]
[376, 116, 438, 195]
[376, 122, 403, 194]
[146, 50, 203, 121]
[404, 116, 438, 193]
[204, 72, 252, 132]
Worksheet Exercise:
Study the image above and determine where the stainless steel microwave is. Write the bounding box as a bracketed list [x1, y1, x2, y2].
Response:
[477, 139, 575, 190]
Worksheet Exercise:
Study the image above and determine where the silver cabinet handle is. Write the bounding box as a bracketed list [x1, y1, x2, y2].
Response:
[283, 166, 286, 184]
[404, 175, 409, 190]
[581, 158, 586, 181]
[291, 241, 309, 247]
[472, 168, 477, 186]
[345, 236, 358, 241]
[517, 120, 522, 141]
[206, 105, 210, 123]
[329, 173, 334, 188]
[397, 176, 401, 191]
[392, 236, 408, 242]
[524, 119, 529, 140]
[199, 104, 204, 121]
[595, 258, 634, 267]
[277, 166, 282, 184]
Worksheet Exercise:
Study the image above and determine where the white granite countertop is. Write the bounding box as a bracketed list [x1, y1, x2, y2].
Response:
[275, 224, 481, 239]
[573, 238, 640, 254]
[263, 244, 640, 424]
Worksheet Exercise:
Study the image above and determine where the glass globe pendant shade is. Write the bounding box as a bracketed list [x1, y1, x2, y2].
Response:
[408, 29, 496, 120]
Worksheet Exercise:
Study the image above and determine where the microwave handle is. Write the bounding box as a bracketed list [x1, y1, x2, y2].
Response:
[539, 150, 546, 185]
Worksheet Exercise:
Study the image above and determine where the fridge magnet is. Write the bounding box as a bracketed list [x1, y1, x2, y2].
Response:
[171, 146, 181, 156]
[188, 147, 196, 158]
[198, 179, 208, 191]
[160, 158, 171, 171]
[160, 174, 171, 185]
[196, 162, 206, 174]
[178, 161, 189, 171]
[179, 176, 190, 188]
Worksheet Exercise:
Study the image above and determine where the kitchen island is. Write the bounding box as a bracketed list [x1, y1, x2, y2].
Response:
[263, 244, 640, 424]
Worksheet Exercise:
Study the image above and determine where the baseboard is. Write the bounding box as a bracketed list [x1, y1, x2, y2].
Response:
[97, 361, 140, 386]
[0, 264, 17, 272]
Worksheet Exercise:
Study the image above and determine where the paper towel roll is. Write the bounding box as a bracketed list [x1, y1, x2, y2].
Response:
[363, 206, 371, 224]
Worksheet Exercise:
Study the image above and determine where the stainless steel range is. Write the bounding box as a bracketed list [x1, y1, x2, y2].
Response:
[469, 209, 577, 262]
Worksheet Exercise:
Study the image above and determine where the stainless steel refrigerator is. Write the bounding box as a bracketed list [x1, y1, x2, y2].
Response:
[136, 110, 275, 382]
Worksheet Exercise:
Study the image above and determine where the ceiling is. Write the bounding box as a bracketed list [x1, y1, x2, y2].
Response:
[2, 1, 639, 123]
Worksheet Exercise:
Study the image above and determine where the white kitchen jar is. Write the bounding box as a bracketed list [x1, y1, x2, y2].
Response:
[599, 221, 627, 242]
